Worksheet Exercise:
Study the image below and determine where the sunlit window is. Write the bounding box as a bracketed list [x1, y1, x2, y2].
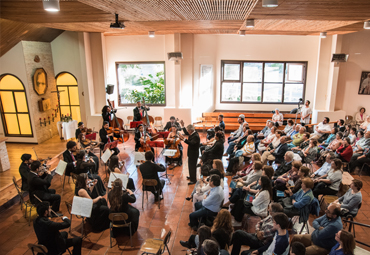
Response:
[56, 72, 81, 122]
[0, 74, 33, 136]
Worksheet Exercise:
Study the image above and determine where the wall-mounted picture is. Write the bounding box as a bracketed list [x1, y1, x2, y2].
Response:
[33, 68, 48, 95]
[358, 71, 370, 95]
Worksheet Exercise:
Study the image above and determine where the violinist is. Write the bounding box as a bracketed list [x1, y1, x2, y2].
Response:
[165, 125, 183, 165]
[99, 121, 120, 155]
[77, 133, 100, 173]
[134, 124, 154, 153]
[133, 101, 150, 122]
[19, 153, 33, 192]
[75, 122, 84, 139]
[108, 155, 136, 192]
[101, 105, 116, 122]
[63, 141, 78, 177]
[163, 116, 181, 131]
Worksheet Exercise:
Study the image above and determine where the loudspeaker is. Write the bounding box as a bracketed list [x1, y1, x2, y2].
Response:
[106, 84, 114, 95]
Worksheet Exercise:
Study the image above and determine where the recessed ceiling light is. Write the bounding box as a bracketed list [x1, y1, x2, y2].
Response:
[246, 19, 255, 28]
[239, 30, 246, 36]
[43, 0, 60, 12]
[148, 31, 155, 37]
[320, 32, 327, 38]
[364, 21, 370, 29]
[262, 0, 278, 8]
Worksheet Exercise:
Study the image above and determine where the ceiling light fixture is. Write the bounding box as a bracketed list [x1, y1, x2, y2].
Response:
[148, 31, 155, 37]
[364, 21, 370, 29]
[239, 30, 246, 36]
[262, 0, 278, 7]
[43, 0, 60, 12]
[110, 13, 125, 29]
[246, 19, 255, 28]
[320, 32, 327, 38]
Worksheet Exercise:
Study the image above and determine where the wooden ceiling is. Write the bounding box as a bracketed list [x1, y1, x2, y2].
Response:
[0, 0, 369, 55]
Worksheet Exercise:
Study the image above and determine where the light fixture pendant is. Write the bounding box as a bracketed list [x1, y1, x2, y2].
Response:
[262, 0, 278, 7]
[320, 32, 327, 38]
[148, 31, 155, 37]
[246, 19, 255, 28]
[43, 0, 60, 12]
[239, 30, 246, 36]
[364, 21, 370, 29]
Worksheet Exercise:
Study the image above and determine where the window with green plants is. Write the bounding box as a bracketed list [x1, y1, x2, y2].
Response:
[116, 62, 165, 106]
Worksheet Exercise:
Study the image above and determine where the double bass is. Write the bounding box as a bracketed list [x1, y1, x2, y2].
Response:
[107, 99, 130, 143]
[141, 97, 158, 140]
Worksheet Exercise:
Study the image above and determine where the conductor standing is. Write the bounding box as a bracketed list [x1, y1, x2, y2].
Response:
[179, 120, 200, 185]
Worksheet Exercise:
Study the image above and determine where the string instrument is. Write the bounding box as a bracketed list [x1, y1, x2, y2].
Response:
[107, 99, 130, 143]
[164, 132, 181, 158]
[141, 97, 159, 140]
[81, 127, 97, 135]
[138, 131, 152, 152]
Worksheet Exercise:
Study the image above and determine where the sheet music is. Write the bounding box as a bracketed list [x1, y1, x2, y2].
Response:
[108, 173, 129, 190]
[101, 149, 112, 163]
[71, 196, 93, 218]
[134, 152, 145, 165]
[163, 149, 177, 156]
[55, 160, 67, 176]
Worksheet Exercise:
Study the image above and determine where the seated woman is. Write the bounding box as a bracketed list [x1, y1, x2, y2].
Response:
[181, 225, 211, 253]
[231, 175, 272, 222]
[272, 108, 284, 127]
[313, 159, 343, 198]
[359, 115, 370, 131]
[298, 139, 318, 164]
[245, 165, 275, 196]
[74, 150, 106, 196]
[356, 107, 366, 125]
[284, 166, 311, 198]
[108, 155, 135, 191]
[283, 119, 294, 135]
[186, 164, 211, 202]
[257, 127, 277, 152]
[225, 135, 255, 176]
[75, 173, 110, 232]
[316, 132, 344, 165]
[200, 132, 225, 165]
[318, 128, 338, 150]
[352, 130, 364, 149]
[77, 133, 100, 174]
[336, 137, 353, 163]
[342, 124, 351, 138]
[234, 152, 261, 179]
[333, 179, 362, 217]
[108, 179, 140, 236]
[347, 127, 357, 145]
[274, 161, 302, 191]
[330, 230, 356, 255]
[200, 126, 222, 154]
[165, 125, 183, 165]
[281, 178, 314, 218]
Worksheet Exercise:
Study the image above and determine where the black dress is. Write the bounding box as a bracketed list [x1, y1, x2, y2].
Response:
[107, 166, 136, 192]
[74, 187, 110, 232]
[108, 191, 140, 236]
[75, 160, 106, 196]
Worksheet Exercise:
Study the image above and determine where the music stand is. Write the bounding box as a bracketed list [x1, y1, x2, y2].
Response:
[160, 149, 177, 183]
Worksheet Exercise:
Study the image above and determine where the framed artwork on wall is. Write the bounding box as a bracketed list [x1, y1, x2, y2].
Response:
[358, 71, 370, 95]
[33, 68, 48, 95]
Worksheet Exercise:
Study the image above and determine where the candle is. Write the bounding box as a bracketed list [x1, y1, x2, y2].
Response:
[44, 118, 46, 120]
[48, 116, 50, 119]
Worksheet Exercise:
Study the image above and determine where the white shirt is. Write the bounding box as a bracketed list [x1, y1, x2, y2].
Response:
[300, 106, 312, 124]
[314, 122, 331, 137]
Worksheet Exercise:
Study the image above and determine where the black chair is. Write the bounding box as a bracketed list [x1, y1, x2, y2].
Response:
[109, 213, 132, 247]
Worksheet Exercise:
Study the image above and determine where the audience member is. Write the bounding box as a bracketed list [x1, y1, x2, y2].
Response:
[333, 179, 362, 217]
[359, 116, 370, 131]
[311, 152, 335, 178]
[261, 137, 289, 165]
[334, 119, 345, 132]
[274, 161, 302, 192]
[318, 128, 338, 150]
[311, 117, 331, 140]
[228, 115, 246, 143]
[299, 139, 318, 164]
[224, 123, 249, 156]
[284, 119, 294, 135]
[355, 107, 366, 124]
[313, 159, 343, 198]
[300, 100, 312, 126]
[349, 131, 370, 170]
[272, 108, 284, 127]
[290, 242, 306, 255]
[234, 153, 261, 178]
[186, 164, 211, 202]
[273, 151, 294, 178]
[226, 135, 255, 176]
[257, 127, 277, 152]
[288, 126, 306, 148]
[285, 166, 311, 198]
[290, 132, 310, 151]
[329, 230, 355, 255]
[336, 137, 353, 162]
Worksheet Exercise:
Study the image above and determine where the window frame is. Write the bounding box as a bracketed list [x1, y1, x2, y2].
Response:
[220, 60, 307, 104]
[55, 72, 80, 121]
[0, 73, 33, 137]
[116, 61, 166, 107]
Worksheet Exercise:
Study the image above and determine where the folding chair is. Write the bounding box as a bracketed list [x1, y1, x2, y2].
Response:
[28, 244, 48, 255]
[109, 213, 132, 247]
[142, 179, 162, 209]
[140, 229, 172, 255]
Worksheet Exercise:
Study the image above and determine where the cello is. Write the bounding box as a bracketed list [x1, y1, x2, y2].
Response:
[107, 99, 130, 143]
[164, 132, 181, 159]
[137, 124, 152, 152]
[141, 97, 159, 140]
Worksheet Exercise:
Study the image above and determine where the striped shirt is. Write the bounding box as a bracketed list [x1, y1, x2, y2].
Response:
[241, 142, 255, 156]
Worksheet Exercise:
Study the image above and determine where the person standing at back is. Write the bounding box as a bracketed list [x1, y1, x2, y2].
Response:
[301, 100, 312, 126]
[133, 101, 150, 121]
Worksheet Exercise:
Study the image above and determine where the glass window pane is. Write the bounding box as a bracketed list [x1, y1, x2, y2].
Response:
[68, 87, 80, 105]
[18, 114, 32, 135]
[5, 114, 20, 134]
[264, 63, 284, 82]
[14, 92, 28, 112]
[0, 92, 16, 112]
[263, 83, 282, 102]
[284, 83, 304, 103]
[58, 86, 69, 105]
[60, 106, 71, 117]
[0, 75, 24, 90]
[224, 64, 240, 80]
[56, 73, 77, 85]
[221, 83, 241, 101]
[242, 83, 261, 102]
[71, 106, 81, 122]
[243, 63, 263, 82]
[286, 63, 304, 82]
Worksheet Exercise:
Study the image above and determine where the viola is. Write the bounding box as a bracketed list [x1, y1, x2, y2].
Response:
[107, 99, 130, 143]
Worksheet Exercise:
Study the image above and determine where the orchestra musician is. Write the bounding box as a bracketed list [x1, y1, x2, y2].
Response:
[77, 133, 100, 173]
[19, 153, 33, 192]
[101, 105, 116, 122]
[28, 161, 62, 216]
[99, 121, 120, 155]
[63, 141, 78, 177]
[165, 125, 183, 165]
[133, 101, 150, 121]
[134, 124, 154, 153]
[108, 155, 136, 192]
[75, 122, 84, 139]
[163, 116, 181, 131]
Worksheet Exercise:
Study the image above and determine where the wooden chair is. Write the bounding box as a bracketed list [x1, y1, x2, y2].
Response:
[193, 117, 205, 136]
[142, 179, 161, 209]
[109, 213, 132, 247]
[140, 229, 172, 255]
[13, 176, 35, 226]
[28, 243, 48, 255]
[319, 194, 338, 207]
[358, 162, 370, 176]
[70, 172, 78, 184]
[65, 201, 85, 236]
[125, 116, 134, 130]
[204, 116, 214, 129]
[154, 116, 163, 130]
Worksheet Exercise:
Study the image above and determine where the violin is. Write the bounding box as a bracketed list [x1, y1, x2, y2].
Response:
[164, 132, 181, 158]
[81, 127, 97, 135]
[107, 99, 130, 143]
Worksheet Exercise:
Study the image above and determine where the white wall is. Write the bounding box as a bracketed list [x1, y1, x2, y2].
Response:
[335, 30, 370, 117]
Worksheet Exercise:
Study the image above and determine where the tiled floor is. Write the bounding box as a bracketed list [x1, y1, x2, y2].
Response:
[1, 134, 370, 254]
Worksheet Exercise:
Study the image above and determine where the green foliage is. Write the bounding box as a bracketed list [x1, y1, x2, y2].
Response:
[123, 71, 165, 104]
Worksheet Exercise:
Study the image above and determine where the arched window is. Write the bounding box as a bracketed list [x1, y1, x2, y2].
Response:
[0, 74, 33, 136]
[56, 72, 81, 122]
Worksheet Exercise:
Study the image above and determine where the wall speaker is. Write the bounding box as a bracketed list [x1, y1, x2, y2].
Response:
[106, 84, 114, 95]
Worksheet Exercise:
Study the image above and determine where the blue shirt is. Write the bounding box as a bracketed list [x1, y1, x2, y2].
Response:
[291, 189, 313, 209]
[312, 215, 343, 251]
[314, 162, 332, 176]
[322, 134, 336, 146]
[202, 186, 224, 213]
[219, 121, 225, 131]
[329, 243, 345, 255]
[290, 130, 298, 139]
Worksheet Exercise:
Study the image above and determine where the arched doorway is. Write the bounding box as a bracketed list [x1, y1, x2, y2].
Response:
[56, 72, 81, 122]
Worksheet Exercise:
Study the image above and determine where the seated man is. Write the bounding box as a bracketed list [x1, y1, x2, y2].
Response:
[310, 117, 332, 140]
[224, 122, 249, 156]
[218, 114, 225, 131]
[261, 136, 289, 165]
[225, 135, 255, 176]
[134, 124, 154, 153]
[349, 130, 370, 169]
[139, 151, 166, 200]
[230, 202, 284, 255]
[19, 153, 33, 192]
[310, 152, 334, 178]
[273, 151, 294, 178]
[75, 121, 84, 139]
[291, 203, 342, 255]
[288, 126, 306, 148]
[63, 141, 78, 177]
[163, 116, 181, 131]
[349, 147, 370, 173]
[290, 132, 310, 152]
[34, 201, 82, 255]
[28, 161, 61, 215]
[189, 174, 224, 228]
[255, 120, 274, 143]
[334, 119, 345, 132]
[228, 115, 246, 143]
[286, 124, 301, 142]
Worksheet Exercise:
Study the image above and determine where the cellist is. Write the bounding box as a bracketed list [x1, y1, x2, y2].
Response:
[165, 125, 183, 166]
[133, 101, 150, 122]
[134, 124, 154, 153]
[99, 121, 120, 155]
